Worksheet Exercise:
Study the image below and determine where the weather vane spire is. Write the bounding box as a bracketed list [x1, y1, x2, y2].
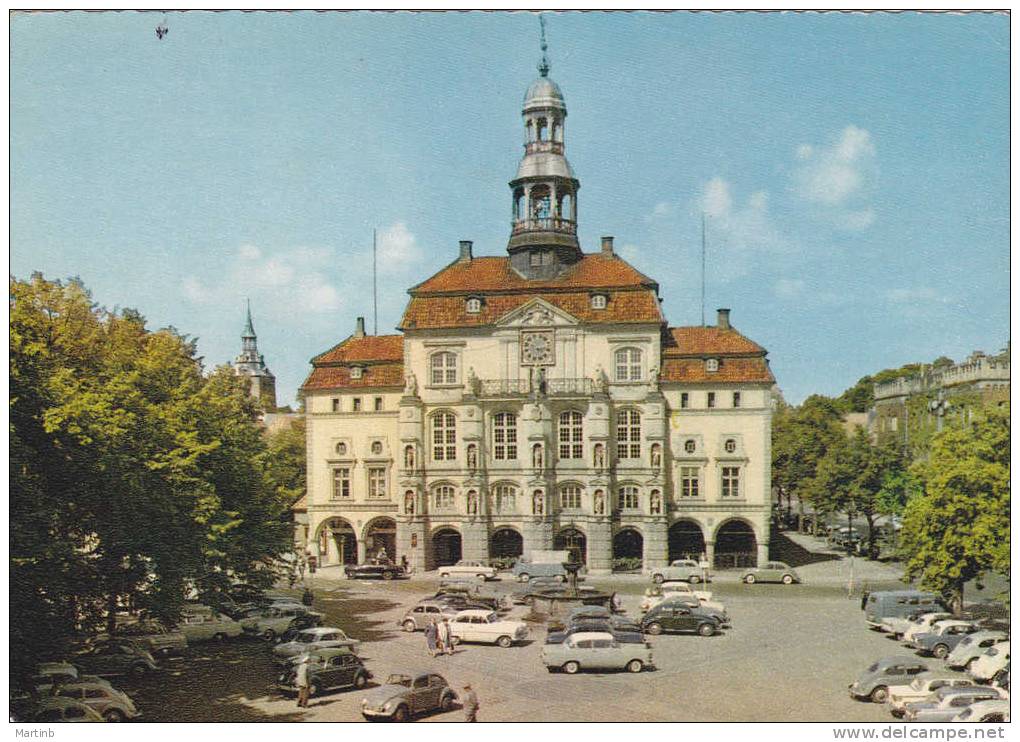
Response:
[538, 14, 550, 77]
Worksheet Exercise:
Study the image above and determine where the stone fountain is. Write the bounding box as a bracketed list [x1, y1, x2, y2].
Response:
[525, 554, 613, 625]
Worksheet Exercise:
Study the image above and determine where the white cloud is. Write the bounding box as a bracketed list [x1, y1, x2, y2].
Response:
[697, 178, 786, 255]
[651, 201, 673, 217]
[701, 177, 733, 218]
[617, 243, 642, 265]
[774, 278, 806, 299]
[181, 276, 210, 303]
[793, 125, 877, 231]
[376, 221, 422, 272]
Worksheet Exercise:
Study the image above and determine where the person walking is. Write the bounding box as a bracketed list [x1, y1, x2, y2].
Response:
[439, 618, 454, 655]
[460, 684, 479, 722]
[295, 656, 311, 708]
[425, 620, 439, 657]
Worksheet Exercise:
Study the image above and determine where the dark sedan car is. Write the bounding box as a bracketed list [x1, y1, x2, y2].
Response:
[344, 563, 406, 580]
[274, 648, 371, 698]
[641, 605, 721, 636]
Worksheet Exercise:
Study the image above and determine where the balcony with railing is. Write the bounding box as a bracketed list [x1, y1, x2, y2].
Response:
[478, 377, 594, 398]
[524, 140, 564, 156]
[511, 217, 577, 236]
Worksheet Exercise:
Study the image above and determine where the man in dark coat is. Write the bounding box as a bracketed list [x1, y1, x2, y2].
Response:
[461, 683, 479, 722]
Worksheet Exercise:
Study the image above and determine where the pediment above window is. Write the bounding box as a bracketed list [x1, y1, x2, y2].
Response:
[495, 297, 580, 328]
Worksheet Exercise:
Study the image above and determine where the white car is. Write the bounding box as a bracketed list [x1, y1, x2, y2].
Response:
[272, 627, 360, 660]
[176, 610, 245, 642]
[240, 605, 324, 642]
[640, 581, 722, 613]
[438, 560, 498, 580]
[970, 641, 1010, 682]
[448, 609, 529, 648]
[902, 613, 954, 644]
[31, 696, 105, 723]
[885, 673, 980, 717]
[31, 662, 113, 694]
[953, 698, 1010, 723]
[947, 631, 1010, 670]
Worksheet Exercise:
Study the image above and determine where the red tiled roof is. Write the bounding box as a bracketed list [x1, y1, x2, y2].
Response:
[312, 334, 403, 365]
[662, 326, 766, 356]
[660, 357, 775, 384]
[400, 289, 663, 330]
[301, 363, 404, 391]
[410, 254, 657, 295]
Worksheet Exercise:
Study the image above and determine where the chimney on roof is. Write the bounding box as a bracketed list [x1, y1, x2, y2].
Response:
[601, 235, 614, 255]
[458, 240, 474, 263]
[717, 308, 731, 331]
[354, 316, 366, 338]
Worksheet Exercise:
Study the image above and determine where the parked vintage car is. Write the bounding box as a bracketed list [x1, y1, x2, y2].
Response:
[910, 621, 980, 658]
[400, 602, 462, 632]
[647, 596, 729, 627]
[740, 561, 801, 585]
[953, 698, 1010, 723]
[240, 605, 325, 642]
[547, 621, 646, 645]
[868, 593, 945, 629]
[73, 640, 158, 679]
[951, 630, 1014, 668]
[969, 641, 1010, 682]
[541, 631, 654, 674]
[649, 559, 712, 585]
[432, 584, 507, 611]
[641, 603, 720, 637]
[901, 613, 956, 643]
[108, 620, 187, 657]
[522, 585, 602, 607]
[272, 627, 359, 661]
[54, 680, 142, 722]
[903, 685, 1004, 722]
[885, 673, 981, 717]
[274, 648, 371, 698]
[569, 604, 612, 621]
[437, 560, 498, 581]
[511, 577, 563, 603]
[360, 671, 456, 721]
[30, 662, 114, 695]
[344, 563, 406, 580]
[640, 581, 722, 613]
[30, 696, 106, 723]
[448, 609, 529, 648]
[879, 610, 937, 638]
[176, 608, 245, 643]
[849, 656, 929, 703]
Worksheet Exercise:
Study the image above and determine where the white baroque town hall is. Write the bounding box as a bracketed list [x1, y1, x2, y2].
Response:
[301, 45, 776, 574]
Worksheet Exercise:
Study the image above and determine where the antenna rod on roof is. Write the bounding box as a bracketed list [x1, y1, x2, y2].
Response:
[701, 212, 706, 327]
[373, 228, 378, 336]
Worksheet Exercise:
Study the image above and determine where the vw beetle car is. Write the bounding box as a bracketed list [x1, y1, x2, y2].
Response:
[31, 696, 106, 723]
[650, 559, 711, 585]
[73, 640, 158, 679]
[849, 656, 929, 703]
[740, 561, 800, 585]
[448, 609, 529, 648]
[54, 680, 142, 721]
[400, 601, 462, 632]
[274, 648, 371, 698]
[910, 621, 980, 658]
[541, 631, 654, 674]
[969, 641, 1010, 682]
[641, 603, 720, 636]
[648, 596, 729, 627]
[360, 671, 455, 721]
[947, 631, 1010, 670]
[903, 685, 1004, 722]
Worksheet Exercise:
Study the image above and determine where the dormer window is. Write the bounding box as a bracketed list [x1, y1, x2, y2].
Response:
[466, 297, 482, 314]
[350, 366, 363, 379]
[591, 294, 607, 310]
[706, 358, 720, 373]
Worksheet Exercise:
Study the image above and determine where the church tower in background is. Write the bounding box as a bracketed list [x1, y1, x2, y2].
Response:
[234, 300, 277, 411]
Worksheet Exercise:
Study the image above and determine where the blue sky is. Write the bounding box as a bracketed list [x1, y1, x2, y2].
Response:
[11, 11, 1009, 406]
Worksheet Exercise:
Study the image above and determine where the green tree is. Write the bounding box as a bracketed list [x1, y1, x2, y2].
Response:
[262, 417, 306, 507]
[900, 405, 1010, 613]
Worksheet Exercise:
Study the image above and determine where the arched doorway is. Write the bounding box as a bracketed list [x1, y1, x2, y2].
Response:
[432, 528, 462, 568]
[668, 520, 706, 563]
[490, 528, 523, 561]
[316, 518, 357, 566]
[714, 519, 758, 569]
[364, 517, 396, 564]
[554, 527, 587, 564]
[612, 528, 643, 571]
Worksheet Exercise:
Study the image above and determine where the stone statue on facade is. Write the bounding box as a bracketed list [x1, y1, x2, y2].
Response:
[467, 444, 478, 472]
[467, 367, 480, 396]
[532, 443, 544, 472]
[404, 371, 418, 396]
[404, 491, 415, 515]
[649, 366, 660, 392]
[650, 443, 662, 471]
[594, 490, 606, 516]
[595, 365, 609, 395]
[533, 490, 544, 516]
[593, 443, 605, 471]
[467, 490, 479, 516]
[650, 491, 662, 515]
[404, 445, 415, 471]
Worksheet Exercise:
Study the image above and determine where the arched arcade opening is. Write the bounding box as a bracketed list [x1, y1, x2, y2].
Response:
[714, 519, 758, 569]
[364, 517, 396, 564]
[612, 528, 643, 572]
[490, 528, 524, 561]
[668, 519, 707, 563]
[431, 528, 463, 569]
[316, 518, 357, 566]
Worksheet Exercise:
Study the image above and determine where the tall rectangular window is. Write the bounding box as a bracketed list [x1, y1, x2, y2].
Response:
[559, 485, 582, 510]
[430, 352, 458, 385]
[368, 467, 387, 499]
[618, 485, 639, 510]
[707, 392, 716, 409]
[493, 412, 518, 460]
[433, 485, 455, 511]
[680, 467, 701, 498]
[374, 397, 383, 411]
[331, 398, 340, 412]
[558, 411, 583, 460]
[616, 409, 641, 460]
[432, 413, 457, 461]
[680, 392, 689, 409]
[352, 397, 362, 412]
[732, 392, 741, 408]
[614, 348, 643, 382]
[721, 467, 741, 498]
[332, 468, 351, 500]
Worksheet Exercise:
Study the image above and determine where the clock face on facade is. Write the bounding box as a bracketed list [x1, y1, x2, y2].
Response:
[521, 331, 555, 366]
